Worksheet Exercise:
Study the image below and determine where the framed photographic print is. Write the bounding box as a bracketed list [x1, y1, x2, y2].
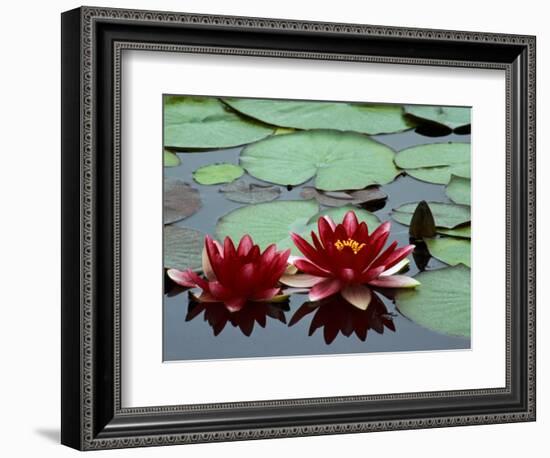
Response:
[61, 6, 536, 450]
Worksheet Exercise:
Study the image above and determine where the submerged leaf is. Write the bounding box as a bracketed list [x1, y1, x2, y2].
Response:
[446, 175, 471, 206]
[164, 96, 274, 149]
[424, 237, 471, 267]
[300, 186, 387, 208]
[193, 163, 244, 185]
[224, 98, 413, 135]
[219, 179, 281, 204]
[392, 202, 470, 229]
[164, 225, 204, 271]
[164, 178, 202, 224]
[408, 200, 436, 239]
[395, 143, 470, 184]
[396, 265, 471, 338]
[240, 130, 399, 191]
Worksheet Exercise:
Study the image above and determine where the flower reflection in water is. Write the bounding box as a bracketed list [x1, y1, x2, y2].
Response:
[289, 291, 395, 345]
[185, 295, 289, 337]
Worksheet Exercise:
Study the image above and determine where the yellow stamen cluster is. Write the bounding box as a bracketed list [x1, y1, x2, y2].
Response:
[334, 238, 366, 255]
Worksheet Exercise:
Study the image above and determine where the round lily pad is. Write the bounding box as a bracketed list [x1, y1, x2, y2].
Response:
[164, 225, 204, 271]
[224, 98, 413, 135]
[404, 105, 471, 130]
[396, 265, 471, 338]
[193, 163, 244, 185]
[164, 178, 202, 224]
[300, 186, 387, 208]
[437, 225, 471, 239]
[392, 202, 470, 229]
[240, 130, 399, 191]
[215, 200, 379, 254]
[164, 150, 180, 167]
[394, 142, 470, 184]
[424, 237, 471, 267]
[164, 96, 274, 149]
[446, 175, 471, 206]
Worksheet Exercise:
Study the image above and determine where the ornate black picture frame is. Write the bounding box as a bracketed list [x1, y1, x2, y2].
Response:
[61, 6, 536, 450]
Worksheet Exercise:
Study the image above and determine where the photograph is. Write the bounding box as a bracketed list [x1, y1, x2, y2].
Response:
[162, 95, 472, 361]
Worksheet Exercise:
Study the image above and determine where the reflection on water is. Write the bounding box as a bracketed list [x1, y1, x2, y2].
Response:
[185, 296, 289, 337]
[289, 292, 395, 345]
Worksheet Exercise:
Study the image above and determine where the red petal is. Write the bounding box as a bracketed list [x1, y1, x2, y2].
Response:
[342, 211, 359, 237]
[223, 236, 237, 260]
[294, 259, 332, 277]
[251, 287, 280, 301]
[237, 234, 253, 256]
[209, 281, 233, 301]
[318, 216, 336, 247]
[309, 278, 342, 301]
[290, 233, 329, 270]
[201, 247, 216, 281]
[381, 245, 415, 270]
[359, 265, 386, 283]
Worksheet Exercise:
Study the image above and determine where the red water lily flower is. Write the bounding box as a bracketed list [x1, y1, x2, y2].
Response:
[167, 235, 290, 312]
[282, 211, 419, 310]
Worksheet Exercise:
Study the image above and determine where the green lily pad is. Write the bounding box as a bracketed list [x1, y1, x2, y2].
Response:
[396, 265, 471, 338]
[446, 175, 471, 206]
[164, 150, 180, 167]
[215, 200, 379, 254]
[424, 237, 471, 267]
[193, 163, 244, 185]
[404, 105, 471, 130]
[219, 179, 281, 204]
[437, 225, 471, 239]
[164, 225, 204, 271]
[224, 98, 413, 135]
[240, 130, 399, 191]
[392, 202, 470, 229]
[394, 143, 470, 184]
[164, 178, 202, 224]
[300, 186, 387, 208]
[164, 96, 274, 149]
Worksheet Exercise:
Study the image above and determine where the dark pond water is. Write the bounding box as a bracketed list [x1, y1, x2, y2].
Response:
[163, 129, 471, 361]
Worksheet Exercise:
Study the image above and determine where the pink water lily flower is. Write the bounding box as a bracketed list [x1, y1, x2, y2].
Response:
[167, 235, 290, 313]
[281, 210, 419, 310]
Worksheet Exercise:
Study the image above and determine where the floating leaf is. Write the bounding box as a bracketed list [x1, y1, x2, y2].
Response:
[219, 179, 281, 204]
[224, 98, 413, 135]
[164, 178, 202, 224]
[394, 143, 470, 184]
[164, 96, 274, 149]
[240, 130, 399, 191]
[392, 202, 470, 229]
[164, 150, 180, 167]
[300, 186, 387, 208]
[164, 225, 204, 271]
[408, 201, 436, 239]
[215, 200, 379, 254]
[396, 265, 471, 338]
[193, 163, 244, 185]
[446, 175, 471, 205]
[437, 225, 471, 239]
[424, 237, 471, 267]
[405, 105, 471, 130]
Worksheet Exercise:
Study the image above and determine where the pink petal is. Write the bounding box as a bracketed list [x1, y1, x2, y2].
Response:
[309, 278, 342, 302]
[288, 255, 304, 265]
[225, 297, 246, 312]
[209, 281, 233, 300]
[382, 245, 415, 270]
[166, 268, 197, 287]
[341, 284, 372, 310]
[279, 274, 325, 287]
[359, 265, 386, 283]
[197, 292, 218, 302]
[322, 215, 336, 230]
[380, 258, 409, 277]
[368, 275, 420, 288]
[201, 247, 216, 281]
